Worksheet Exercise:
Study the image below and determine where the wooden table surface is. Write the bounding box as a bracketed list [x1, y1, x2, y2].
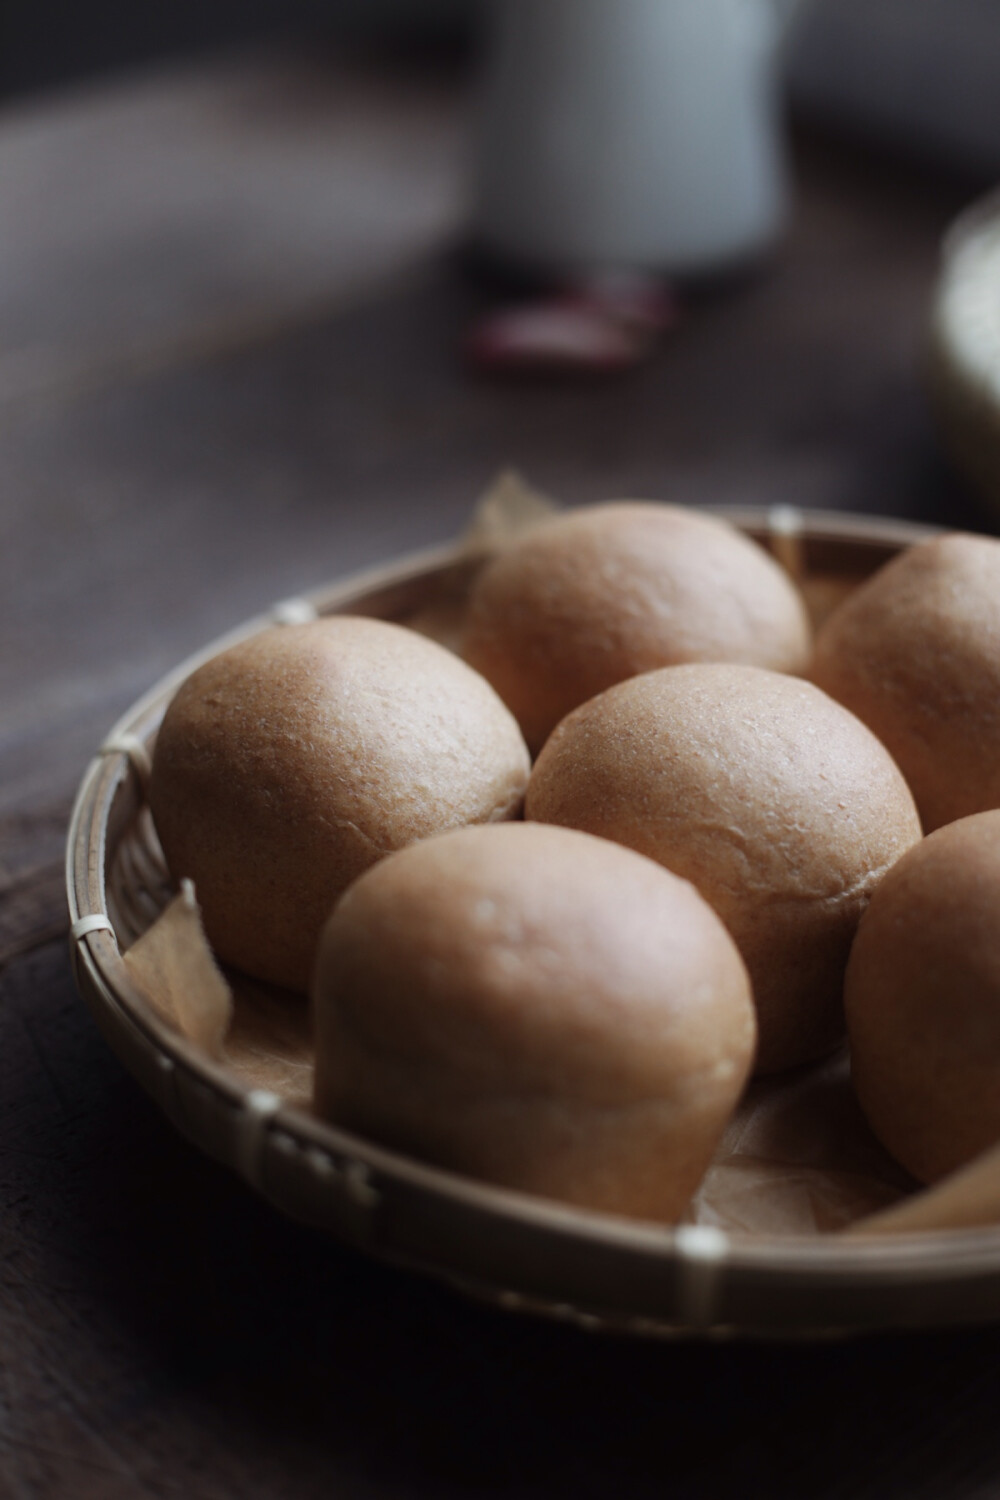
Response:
[4, 47, 1000, 1498]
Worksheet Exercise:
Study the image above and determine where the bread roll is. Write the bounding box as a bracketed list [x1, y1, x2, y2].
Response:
[149, 617, 530, 990]
[313, 822, 756, 1223]
[462, 501, 812, 752]
[810, 532, 1000, 832]
[846, 811, 1000, 1183]
[526, 663, 922, 1072]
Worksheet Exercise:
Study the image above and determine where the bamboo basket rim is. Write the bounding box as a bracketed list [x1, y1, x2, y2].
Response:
[65, 505, 1000, 1337]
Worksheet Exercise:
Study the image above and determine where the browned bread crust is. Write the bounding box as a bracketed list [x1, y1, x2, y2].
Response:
[811, 533, 1000, 833]
[463, 502, 811, 753]
[527, 663, 921, 1072]
[847, 810, 1000, 1183]
[313, 822, 755, 1223]
[149, 616, 530, 990]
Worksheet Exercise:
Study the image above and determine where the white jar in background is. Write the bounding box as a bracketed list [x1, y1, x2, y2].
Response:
[471, 0, 808, 276]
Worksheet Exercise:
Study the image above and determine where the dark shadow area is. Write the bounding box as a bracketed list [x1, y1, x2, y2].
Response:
[0, 0, 474, 105]
[5, 944, 1000, 1498]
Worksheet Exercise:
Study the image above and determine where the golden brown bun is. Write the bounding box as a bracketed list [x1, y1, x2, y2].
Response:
[846, 811, 1000, 1183]
[462, 502, 812, 752]
[810, 533, 1000, 832]
[149, 617, 530, 991]
[313, 822, 756, 1223]
[526, 663, 922, 1073]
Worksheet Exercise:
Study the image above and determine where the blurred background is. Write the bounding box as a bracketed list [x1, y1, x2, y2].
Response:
[5, 0, 1000, 782]
[5, 0, 477, 100]
[6, 0, 1000, 796]
[4, 0, 1000, 177]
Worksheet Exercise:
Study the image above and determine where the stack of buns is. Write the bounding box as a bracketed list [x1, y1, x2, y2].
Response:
[811, 533, 1000, 1183]
[148, 502, 1000, 1221]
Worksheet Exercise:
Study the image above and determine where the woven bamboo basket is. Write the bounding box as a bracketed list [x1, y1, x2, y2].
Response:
[66, 506, 1000, 1338]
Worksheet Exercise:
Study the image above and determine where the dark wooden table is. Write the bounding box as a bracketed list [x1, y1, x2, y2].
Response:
[4, 47, 1000, 1499]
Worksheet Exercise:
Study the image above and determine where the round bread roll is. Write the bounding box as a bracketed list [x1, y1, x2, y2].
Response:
[462, 501, 812, 752]
[526, 663, 922, 1073]
[313, 822, 756, 1223]
[846, 811, 1000, 1184]
[149, 616, 530, 991]
[810, 532, 1000, 832]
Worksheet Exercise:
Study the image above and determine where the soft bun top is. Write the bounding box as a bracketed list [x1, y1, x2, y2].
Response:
[526, 663, 922, 1072]
[313, 821, 755, 1222]
[846, 809, 1000, 1183]
[149, 616, 530, 990]
[462, 502, 812, 752]
[811, 532, 1000, 832]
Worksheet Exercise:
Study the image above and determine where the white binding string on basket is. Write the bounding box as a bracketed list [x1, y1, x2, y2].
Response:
[674, 1224, 729, 1329]
[271, 598, 319, 625]
[69, 913, 118, 989]
[237, 1089, 283, 1190]
[70, 913, 117, 944]
[99, 732, 153, 785]
[767, 504, 805, 585]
